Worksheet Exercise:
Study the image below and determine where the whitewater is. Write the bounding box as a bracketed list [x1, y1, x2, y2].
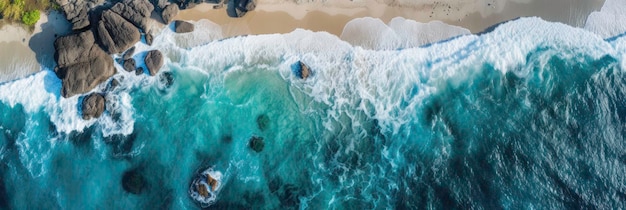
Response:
[1, 14, 626, 209]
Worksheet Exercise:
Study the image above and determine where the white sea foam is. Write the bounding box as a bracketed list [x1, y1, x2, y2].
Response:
[340, 17, 471, 50]
[584, 0, 626, 39]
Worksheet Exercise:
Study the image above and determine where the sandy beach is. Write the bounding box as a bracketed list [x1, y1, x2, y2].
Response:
[0, 0, 607, 82]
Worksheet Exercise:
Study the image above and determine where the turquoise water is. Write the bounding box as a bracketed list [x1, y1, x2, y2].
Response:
[1, 17, 626, 209]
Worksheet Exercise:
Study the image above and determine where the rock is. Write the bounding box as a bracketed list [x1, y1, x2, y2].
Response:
[226, 0, 256, 18]
[144, 50, 163, 76]
[248, 136, 264, 152]
[54, 30, 96, 68]
[96, 10, 141, 54]
[176, 0, 221, 10]
[109, 0, 155, 31]
[145, 33, 153, 46]
[256, 114, 269, 131]
[55, 47, 116, 98]
[136, 67, 144, 75]
[123, 59, 136, 72]
[122, 168, 146, 194]
[173, 20, 194, 33]
[207, 175, 218, 192]
[123, 47, 135, 60]
[56, 0, 90, 30]
[108, 79, 120, 91]
[299, 61, 310, 79]
[81, 93, 105, 120]
[197, 184, 209, 197]
[161, 4, 179, 24]
[159, 71, 174, 88]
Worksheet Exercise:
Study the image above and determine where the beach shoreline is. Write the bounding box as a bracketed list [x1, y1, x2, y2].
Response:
[0, 0, 607, 83]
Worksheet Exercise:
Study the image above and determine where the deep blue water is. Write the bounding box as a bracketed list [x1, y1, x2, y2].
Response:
[0, 17, 626, 209]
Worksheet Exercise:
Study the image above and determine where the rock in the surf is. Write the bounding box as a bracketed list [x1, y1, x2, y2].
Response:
[123, 59, 136, 72]
[161, 4, 179, 24]
[145, 50, 164, 76]
[299, 61, 311, 79]
[189, 167, 223, 207]
[248, 136, 265, 152]
[174, 20, 194, 33]
[81, 93, 106, 120]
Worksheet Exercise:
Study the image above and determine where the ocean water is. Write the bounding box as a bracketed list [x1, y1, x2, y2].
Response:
[1, 17, 626, 209]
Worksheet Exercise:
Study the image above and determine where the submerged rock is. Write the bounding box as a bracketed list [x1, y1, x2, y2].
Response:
[173, 20, 194, 33]
[122, 168, 146, 194]
[189, 167, 222, 207]
[248, 136, 264, 152]
[161, 4, 179, 24]
[81, 93, 105, 120]
[145, 50, 164, 76]
[145, 33, 154, 46]
[256, 114, 270, 131]
[136, 67, 145, 75]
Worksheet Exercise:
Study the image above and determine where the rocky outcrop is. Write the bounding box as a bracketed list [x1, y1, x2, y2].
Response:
[55, 0, 91, 30]
[81, 93, 106, 120]
[123, 47, 135, 60]
[160, 4, 179, 24]
[145, 50, 163, 76]
[248, 136, 264, 152]
[123, 59, 136, 72]
[54, 31, 117, 98]
[226, 0, 256, 18]
[96, 10, 141, 54]
[109, 0, 155, 32]
[173, 20, 194, 33]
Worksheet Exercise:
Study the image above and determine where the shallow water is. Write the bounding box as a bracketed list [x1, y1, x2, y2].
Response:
[1, 17, 626, 209]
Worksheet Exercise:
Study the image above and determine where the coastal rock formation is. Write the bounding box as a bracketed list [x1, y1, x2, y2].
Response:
[248, 136, 264, 152]
[109, 0, 155, 32]
[123, 59, 136, 72]
[145, 33, 154, 45]
[161, 4, 179, 24]
[292, 61, 310, 80]
[96, 10, 141, 54]
[174, 20, 194, 33]
[54, 31, 116, 98]
[81, 93, 106, 120]
[226, 0, 256, 18]
[55, 0, 91, 30]
[145, 50, 164, 76]
[189, 167, 222, 207]
[123, 47, 135, 60]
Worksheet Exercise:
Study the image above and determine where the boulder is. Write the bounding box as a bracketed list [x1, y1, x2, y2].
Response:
[173, 20, 194, 33]
[160, 4, 179, 24]
[96, 10, 141, 54]
[136, 67, 145, 75]
[226, 0, 256, 18]
[81, 93, 106, 120]
[297, 61, 311, 79]
[123, 47, 135, 60]
[54, 30, 117, 97]
[123, 59, 136, 72]
[144, 50, 163, 76]
[145, 33, 154, 46]
[54, 30, 96, 68]
[256, 114, 269, 131]
[56, 0, 90, 30]
[248, 136, 264, 152]
[109, 0, 155, 31]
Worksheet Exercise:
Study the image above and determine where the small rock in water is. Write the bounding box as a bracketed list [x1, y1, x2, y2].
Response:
[136, 67, 144, 76]
[107, 79, 120, 92]
[123, 59, 136, 72]
[248, 136, 265, 152]
[145, 33, 154, 46]
[145, 50, 163, 76]
[299, 61, 311, 79]
[189, 167, 222, 208]
[159, 71, 174, 88]
[173, 20, 194, 33]
[122, 168, 146, 194]
[123, 47, 135, 60]
[256, 114, 270, 131]
[81, 93, 106, 120]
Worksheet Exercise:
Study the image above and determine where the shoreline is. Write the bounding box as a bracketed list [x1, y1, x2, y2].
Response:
[0, 0, 608, 83]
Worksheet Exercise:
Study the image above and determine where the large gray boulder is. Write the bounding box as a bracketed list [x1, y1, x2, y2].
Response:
[56, 0, 90, 30]
[160, 4, 179, 24]
[226, 0, 256, 18]
[96, 10, 141, 54]
[82, 93, 106, 120]
[54, 31, 117, 98]
[173, 20, 194, 33]
[110, 0, 155, 31]
[144, 50, 163, 76]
